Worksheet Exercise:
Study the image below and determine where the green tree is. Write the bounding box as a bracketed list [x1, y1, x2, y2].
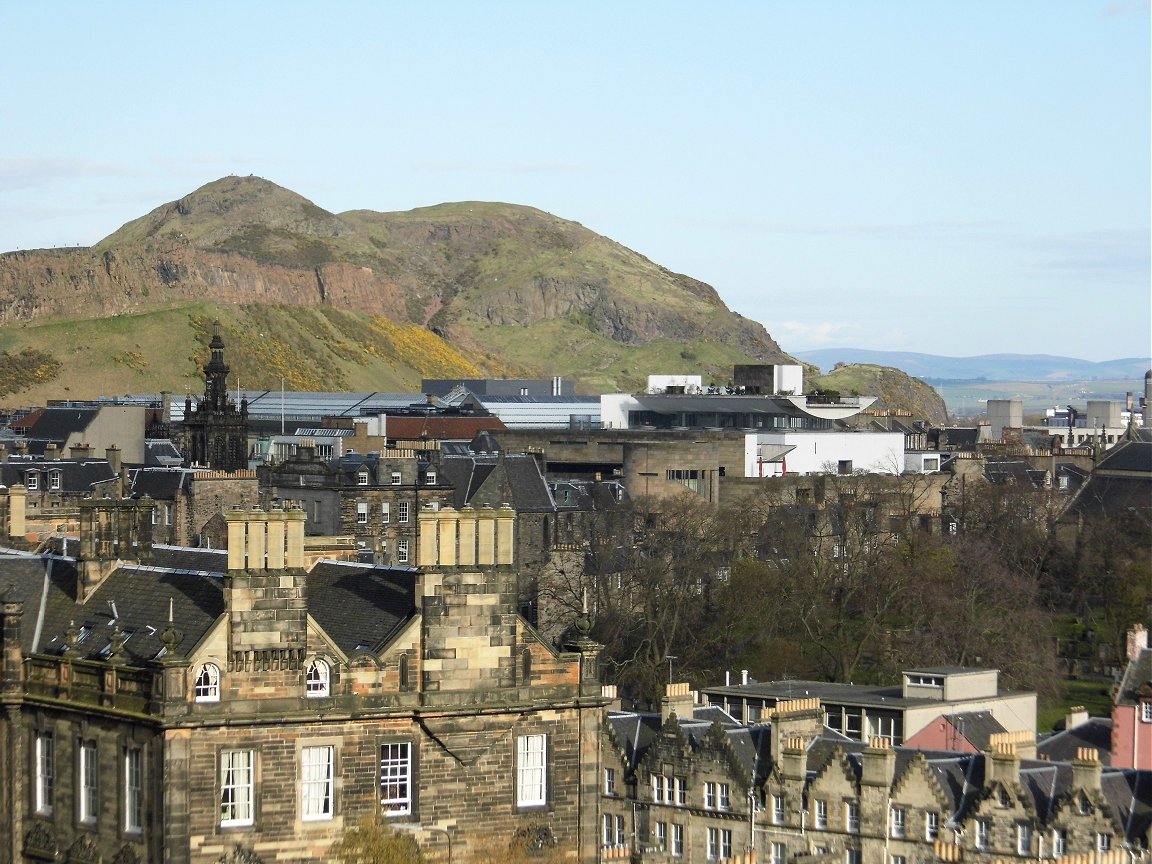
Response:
[333, 817, 426, 864]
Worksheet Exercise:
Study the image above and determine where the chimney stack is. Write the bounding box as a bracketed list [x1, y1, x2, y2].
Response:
[1127, 624, 1148, 662]
[985, 741, 1021, 790]
[660, 682, 696, 725]
[861, 737, 897, 788]
[1071, 747, 1102, 793]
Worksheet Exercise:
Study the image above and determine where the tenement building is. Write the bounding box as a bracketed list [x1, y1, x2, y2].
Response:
[602, 687, 1151, 863]
[0, 489, 606, 864]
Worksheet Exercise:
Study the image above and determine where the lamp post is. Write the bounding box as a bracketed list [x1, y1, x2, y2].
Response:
[392, 823, 453, 864]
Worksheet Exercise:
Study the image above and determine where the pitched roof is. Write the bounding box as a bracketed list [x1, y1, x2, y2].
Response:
[1116, 648, 1152, 707]
[1038, 717, 1113, 765]
[305, 561, 418, 654]
[23, 407, 101, 442]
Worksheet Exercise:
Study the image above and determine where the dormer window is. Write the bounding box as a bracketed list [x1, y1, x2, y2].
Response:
[48, 470, 61, 490]
[425, 471, 436, 485]
[194, 663, 220, 702]
[357, 469, 370, 486]
[25, 472, 38, 491]
[306, 658, 330, 697]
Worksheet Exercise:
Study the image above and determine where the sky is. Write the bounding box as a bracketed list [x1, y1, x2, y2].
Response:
[2, 1, 1149, 362]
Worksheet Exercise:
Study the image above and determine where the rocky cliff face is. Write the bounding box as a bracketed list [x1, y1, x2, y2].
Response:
[0, 176, 787, 365]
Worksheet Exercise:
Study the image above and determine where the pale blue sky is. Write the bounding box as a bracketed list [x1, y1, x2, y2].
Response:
[2, 1, 1148, 361]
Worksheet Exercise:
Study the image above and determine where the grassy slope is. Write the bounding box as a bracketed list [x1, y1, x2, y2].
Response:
[0, 303, 487, 405]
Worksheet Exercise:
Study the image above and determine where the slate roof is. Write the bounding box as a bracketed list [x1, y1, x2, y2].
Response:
[1039, 717, 1114, 765]
[0, 545, 419, 665]
[1116, 648, 1152, 707]
[0, 548, 225, 665]
[438, 452, 557, 513]
[605, 706, 772, 784]
[144, 439, 184, 466]
[0, 459, 118, 492]
[23, 407, 100, 442]
[305, 560, 418, 655]
[130, 468, 193, 500]
[1097, 440, 1152, 474]
[939, 710, 1008, 751]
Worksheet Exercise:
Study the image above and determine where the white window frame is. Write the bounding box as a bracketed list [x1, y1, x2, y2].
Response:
[25, 472, 38, 491]
[846, 800, 860, 833]
[397, 538, 409, 564]
[220, 749, 255, 827]
[1053, 828, 1067, 856]
[707, 827, 720, 861]
[425, 470, 436, 485]
[356, 502, 369, 524]
[194, 663, 220, 702]
[1017, 823, 1033, 855]
[672, 823, 684, 857]
[391, 471, 402, 485]
[1097, 832, 1112, 852]
[381, 502, 390, 523]
[35, 732, 54, 815]
[890, 806, 905, 839]
[380, 741, 412, 815]
[300, 745, 334, 821]
[124, 746, 143, 832]
[357, 469, 370, 486]
[602, 813, 625, 848]
[1141, 701, 1152, 723]
[925, 811, 939, 841]
[705, 781, 717, 809]
[772, 793, 786, 825]
[770, 842, 786, 864]
[79, 739, 98, 824]
[49, 470, 61, 490]
[654, 821, 667, 850]
[815, 798, 828, 829]
[719, 782, 730, 811]
[604, 767, 616, 796]
[975, 819, 989, 850]
[306, 658, 330, 697]
[398, 500, 410, 523]
[516, 733, 547, 808]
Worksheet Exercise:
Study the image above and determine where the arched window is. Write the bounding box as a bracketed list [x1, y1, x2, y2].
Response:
[306, 658, 330, 697]
[193, 663, 220, 702]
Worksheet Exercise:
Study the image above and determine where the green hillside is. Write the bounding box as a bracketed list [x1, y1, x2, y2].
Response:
[0, 304, 491, 405]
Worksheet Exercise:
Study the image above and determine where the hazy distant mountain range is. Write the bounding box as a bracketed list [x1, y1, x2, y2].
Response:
[796, 349, 1150, 383]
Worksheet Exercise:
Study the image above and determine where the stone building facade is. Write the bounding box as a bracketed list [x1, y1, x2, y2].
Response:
[600, 689, 1150, 864]
[0, 492, 607, 864]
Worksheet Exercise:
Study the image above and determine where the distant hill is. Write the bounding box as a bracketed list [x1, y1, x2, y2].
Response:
[0, 175, 792, 399]
[0, 176, 946, 417]
[796, 349, 1150, 382]
[809, 364, 948, 426]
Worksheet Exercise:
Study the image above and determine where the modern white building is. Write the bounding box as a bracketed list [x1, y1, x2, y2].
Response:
[744, 430, 904, 477]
